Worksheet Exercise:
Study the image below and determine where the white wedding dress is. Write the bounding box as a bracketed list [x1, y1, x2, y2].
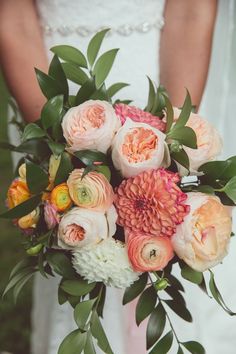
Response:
[25, 0, 236, 353]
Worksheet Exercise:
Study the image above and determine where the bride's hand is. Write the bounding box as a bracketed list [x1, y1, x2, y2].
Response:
[0, 0, 48, 122]
[160, 0, 218, 110]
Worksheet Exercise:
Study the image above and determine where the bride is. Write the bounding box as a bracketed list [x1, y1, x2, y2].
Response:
[2, 1, 234, 353]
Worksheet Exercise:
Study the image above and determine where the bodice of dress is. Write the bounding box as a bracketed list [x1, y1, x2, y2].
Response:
[36, 0, 165, 37]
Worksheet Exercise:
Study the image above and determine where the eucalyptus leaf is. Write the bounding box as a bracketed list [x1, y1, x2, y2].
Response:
[74, 298, 97, 328]
[26, 160, 49, 194]
[182, 341, 206, 354]
[61, 280, 96, 296]
[136, 286, 157, 326]
[41, 95, 64, 130]
[0, 194, 42, 219]
[22, 123, 46, 142]
[58, 329, 87, 354]
[58, 286, 68, 305]
[51, 45, 87, 68]
[87, 28, 110, 67]
[62, 62, 89, 85]
[149, 330, 173, 354]
[93, 49, 119, 89]
[181, 264, 203, 285]
[146, 303, 166, 350]
[123, 273, 148, 305]
[107, 82, 129, 98]
[91, 312, 114, 354]
[84, 332, 96, 354]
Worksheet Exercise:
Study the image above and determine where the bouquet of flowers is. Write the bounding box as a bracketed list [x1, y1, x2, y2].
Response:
[1, 29, 236, 354]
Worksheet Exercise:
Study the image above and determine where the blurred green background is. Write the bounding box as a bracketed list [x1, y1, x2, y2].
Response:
[0, 72, 31, 354]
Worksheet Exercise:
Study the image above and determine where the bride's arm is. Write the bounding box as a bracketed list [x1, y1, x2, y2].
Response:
[0, 0, 48, 122]
[160, 0, 217, 109]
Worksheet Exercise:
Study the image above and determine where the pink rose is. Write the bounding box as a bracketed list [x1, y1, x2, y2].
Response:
[174, 108, 222, 173]
[115, 103, 166, 132]
[127, 231, 174, 272]
[44, 201, 60, 230]
[62, 100, 121, 153]
[171, 192, 232, 272]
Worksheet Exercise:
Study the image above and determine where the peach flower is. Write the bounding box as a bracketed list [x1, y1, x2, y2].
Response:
[7, 178, 30, 209]
[115, 169, 189, 237]
[127, 231, 174, 272]
[114, 103, 166, 131]
[50, 183, 72, 212]
[174, 108, 222, 173]
[171, 192, 232, 272]
[112, 119, 170, 178]
[57, 205, 117, 249]
[18, 208, 40, 229]
[67, 169, 114, 212]
[62, 100, 121, 153]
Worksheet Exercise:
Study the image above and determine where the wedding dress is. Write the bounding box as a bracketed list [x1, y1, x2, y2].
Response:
[9, 0, 234, 353]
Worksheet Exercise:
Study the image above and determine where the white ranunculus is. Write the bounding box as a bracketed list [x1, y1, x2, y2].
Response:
[111, 119, 169, 178]
[57, 206, 117, 249]
[62, 100, 121, 153]
[72, 238, 140, 288]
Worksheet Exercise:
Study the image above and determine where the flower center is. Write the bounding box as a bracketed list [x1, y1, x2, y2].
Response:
[134, 198, 147, 210]
[78, 105, 105, 132]
[77, 187, 92, 204]
[67, 223, 85, 242]
[122, 127, 158, 163]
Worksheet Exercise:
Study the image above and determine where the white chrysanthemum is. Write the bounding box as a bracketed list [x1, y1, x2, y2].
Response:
[72, 238, 140, 288]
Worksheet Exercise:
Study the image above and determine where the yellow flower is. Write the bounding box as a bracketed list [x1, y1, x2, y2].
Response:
[18, 208, 40, 229]
[18, 163, 27, 182]
[51, 183, 72, 212]
[7, 178, 30, 209]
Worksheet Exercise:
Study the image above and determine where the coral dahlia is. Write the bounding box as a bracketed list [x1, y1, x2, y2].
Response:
[114, 103, 166, 132]
[114, 169, 189, 237]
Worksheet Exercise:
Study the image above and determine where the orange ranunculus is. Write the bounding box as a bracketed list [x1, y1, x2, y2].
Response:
[7, 178, 30, 209]
[50, 183, 72, 212]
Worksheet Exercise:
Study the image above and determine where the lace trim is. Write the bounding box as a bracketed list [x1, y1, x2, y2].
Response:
[42, 17, 165, 37]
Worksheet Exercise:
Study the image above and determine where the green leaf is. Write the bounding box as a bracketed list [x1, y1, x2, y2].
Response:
[58, 329, 87, 354]
[0, 194, 42, 219]
[222, 176, 236, 203]
[89, 84, 110, 101]
[165, 286, 186, 305]
[54, 152, 73, 186]
[136, 286, 157, 326]
[51, 45, 87, 68]
[149, 331, 173, 354]
[47, 141, 65, 156]
[58, 286, 68, 305]
[177, 346, 184, 354]
[197, 185, 215, 195]
[168, 126, 197, 149]
[22, 123, 46, 141]
[0, 141, 16, 151]
[74, 298, 97, 328]
[123, 273, 148, 305]
[84, 332, 96, 354]
[74, 150, 108, 165]
[146, 303, 166, 350]
[87, 28, 110, 67]
[48, 55, 69, 97]
[182, 341, 206, 354]
[181, 264, 203, 285]
[46, 251, 76, 279]
[3, 268, 34, 297]
[13, 273, 34, 303]
[14, 139, 50, 159]
[61, 62, 89, 85]
[26, 160, 49, 194]
[209, 270, 236, 316]
[95, 165, 111, 181]
[93, 49, 119, 89]
[165, 95, 174, 133]
[167, 274, 185, 293]
[107, 82, 129, 98]
[91, 312, 114, 354]
[61, 280, 96, 296]
[35, 68, 65, 99]
[75, 79, 96, 105]
[41, 95, 64, 129]
[9, 258, 35, 280]
[145, 77, 156, 112]
[171, 149, 190, 170]
[164, 299, 193, 322]
[175, 90, 192, 128]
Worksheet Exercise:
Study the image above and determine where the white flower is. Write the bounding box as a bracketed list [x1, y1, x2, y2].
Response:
[111, 119, 169, 178]
[72, 238, 140, 288]
[58, 206, 117, 249]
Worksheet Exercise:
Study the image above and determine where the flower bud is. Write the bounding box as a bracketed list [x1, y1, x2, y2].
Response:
[26, 244, 43, 256]
[155, 278, 169, 291]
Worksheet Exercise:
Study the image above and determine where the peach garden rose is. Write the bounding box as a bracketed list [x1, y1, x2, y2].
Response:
[67, 168, 114, 212]
[111, 119, 170, 178]
[171, 192, 232, 272]
[62, 100, 121, 153]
